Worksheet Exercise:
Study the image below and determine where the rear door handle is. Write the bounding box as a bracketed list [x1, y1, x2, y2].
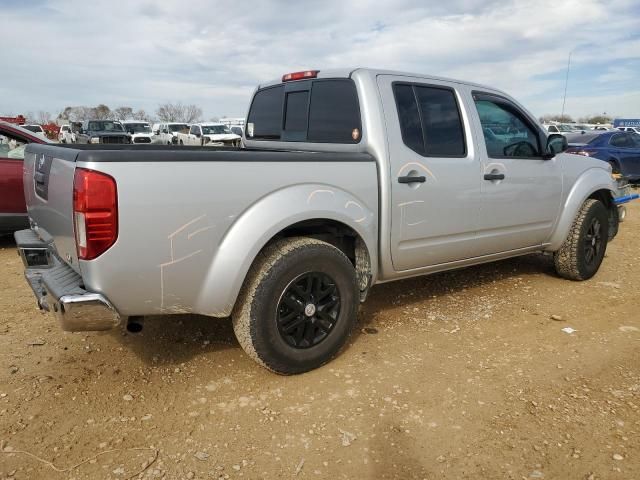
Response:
[398, 175, 426, 184]
[484, 173, 505, 181]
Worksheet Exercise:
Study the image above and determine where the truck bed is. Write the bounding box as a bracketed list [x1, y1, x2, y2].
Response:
[29, 143, 374, 163]
[23, 143, 379, 318]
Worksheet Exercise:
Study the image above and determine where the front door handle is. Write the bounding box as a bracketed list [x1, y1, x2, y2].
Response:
[398, 175, 426, 184]
[484, 173, 505, 181]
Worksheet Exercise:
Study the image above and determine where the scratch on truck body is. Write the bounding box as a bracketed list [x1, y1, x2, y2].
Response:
[307, 189, 335, 204]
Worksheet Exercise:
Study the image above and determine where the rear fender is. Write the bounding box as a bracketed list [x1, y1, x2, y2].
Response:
[547, 168, 616, 251]
[194, 184, 377, 317]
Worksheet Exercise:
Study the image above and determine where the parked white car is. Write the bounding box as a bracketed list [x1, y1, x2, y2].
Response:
[177, 123, 241, 147]
[151, 123, 190, 145]
[58, 124, 76, 144]
[122, 121, 154, 144]
[617, 126, 640, 134]
[543, 123, 575, 135]
[21, 124, 48, 140]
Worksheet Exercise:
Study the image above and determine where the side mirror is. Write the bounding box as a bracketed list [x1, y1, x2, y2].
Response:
[545, 133, 568, 158]
[154, 130, 160, 135]
[162, 129, 169, 134]
[195, 133, 201, 138]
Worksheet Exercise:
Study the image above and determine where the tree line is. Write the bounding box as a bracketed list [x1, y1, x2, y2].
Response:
[538, 114, 612, 124]
[24, 102, 204, 125]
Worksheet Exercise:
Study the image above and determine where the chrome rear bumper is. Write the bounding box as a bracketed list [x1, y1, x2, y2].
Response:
[15, 229, 121, 332]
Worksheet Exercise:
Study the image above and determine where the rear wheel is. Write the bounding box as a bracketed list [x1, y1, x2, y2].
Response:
[554, 199, 609, 280]
[232, 237, 358, 374]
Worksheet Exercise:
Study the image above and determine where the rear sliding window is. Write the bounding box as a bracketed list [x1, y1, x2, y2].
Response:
[393, 83, 466, 157]
[247, 79, 361, 143]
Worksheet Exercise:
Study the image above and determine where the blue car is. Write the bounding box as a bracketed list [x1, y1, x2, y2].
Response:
[565, 131, 640, 181]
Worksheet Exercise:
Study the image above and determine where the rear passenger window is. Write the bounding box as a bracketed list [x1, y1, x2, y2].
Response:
[308, 80, 361, 143]
[610, 134, 632, 148]
[393, 83, 466, 157]
[247, 85, 285, 140]
[394, 84, 424, 154]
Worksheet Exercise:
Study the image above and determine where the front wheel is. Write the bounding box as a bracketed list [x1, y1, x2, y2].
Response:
[232, 237, 358, 374]
[554, 199, 609, 280]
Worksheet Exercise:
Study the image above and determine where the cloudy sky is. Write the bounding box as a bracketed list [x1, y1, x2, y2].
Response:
[1, 0, 639, 121]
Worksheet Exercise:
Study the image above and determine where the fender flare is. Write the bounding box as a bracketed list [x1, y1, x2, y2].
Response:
[547, 168, 616, 251]
[194, 183, 378, 317]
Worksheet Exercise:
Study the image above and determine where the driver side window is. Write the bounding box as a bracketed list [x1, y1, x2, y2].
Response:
[474, 97, 541, 158]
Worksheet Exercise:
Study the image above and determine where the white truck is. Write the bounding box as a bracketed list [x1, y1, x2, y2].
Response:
[57, 125, 76, 144]
[121, 120, 154, 144]
[151, 123, 190, 145]
[177, 123, 241, 147]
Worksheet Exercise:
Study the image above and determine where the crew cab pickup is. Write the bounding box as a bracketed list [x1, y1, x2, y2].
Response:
[75, 120, 132, 144]
[151, 123, 190, 145]
[177, 123, 241, 147]
[15, 68, 631, 374]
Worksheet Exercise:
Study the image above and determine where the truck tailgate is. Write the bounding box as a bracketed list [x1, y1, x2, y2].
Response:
[24, 144, 81, 272]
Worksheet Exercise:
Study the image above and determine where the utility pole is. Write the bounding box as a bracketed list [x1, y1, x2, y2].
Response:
[560, 49, 573, 122]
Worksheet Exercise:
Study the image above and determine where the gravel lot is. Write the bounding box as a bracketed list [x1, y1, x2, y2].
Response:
[1, 202, 639, 480]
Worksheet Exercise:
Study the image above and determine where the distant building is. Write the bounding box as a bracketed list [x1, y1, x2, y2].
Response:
[218, 117, 245, 128]
[613, 118, 640, 128]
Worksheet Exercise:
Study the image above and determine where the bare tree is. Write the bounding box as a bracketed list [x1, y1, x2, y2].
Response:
[113, 106, 134, 121]
[93, 104, 112, 120]
[183, 104, 202, 123]
[35, 111, 51, 125]
[541, 114, 574, 123]
[156, 102, 202, 123]
[133, 109, 150, 122]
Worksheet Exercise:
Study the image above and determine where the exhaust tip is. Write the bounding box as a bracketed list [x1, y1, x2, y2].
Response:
[126, 316, 144, 333]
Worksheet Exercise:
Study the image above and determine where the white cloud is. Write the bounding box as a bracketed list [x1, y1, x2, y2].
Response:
[0, 0, 638, 119]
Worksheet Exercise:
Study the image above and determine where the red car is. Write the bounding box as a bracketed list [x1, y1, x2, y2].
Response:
[0, 121, 50, 233]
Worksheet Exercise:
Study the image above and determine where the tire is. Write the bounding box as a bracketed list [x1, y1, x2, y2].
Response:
[608, 159, 621, 175]
[554, 199, 609, 281]
[232, 237, 359, 374]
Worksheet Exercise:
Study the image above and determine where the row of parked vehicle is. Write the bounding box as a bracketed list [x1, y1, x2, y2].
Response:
[543, 122, 640, 135]
[57, 120, 243, 147]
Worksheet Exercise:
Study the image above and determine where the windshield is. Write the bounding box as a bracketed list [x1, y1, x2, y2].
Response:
[557, 124, 575, 132]
[168, 124, 189, 132]
[88, 121, 124, 132]
[124, 123, 151, 133]
[202, 125, 231, 135]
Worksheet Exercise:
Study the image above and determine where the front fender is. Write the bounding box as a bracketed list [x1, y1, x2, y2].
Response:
[547, 167, 616, 250]
[194, 184, 378, 317]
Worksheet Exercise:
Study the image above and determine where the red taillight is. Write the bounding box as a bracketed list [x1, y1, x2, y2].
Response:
[73, 168, 118, 260]
[282, 70, 319, 82]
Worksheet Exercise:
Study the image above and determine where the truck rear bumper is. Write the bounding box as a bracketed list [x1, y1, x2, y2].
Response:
[15, 229, 121, 332]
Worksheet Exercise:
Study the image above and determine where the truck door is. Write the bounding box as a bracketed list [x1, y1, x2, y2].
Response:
[470, 92, 562, 254]
[189, 125, 200, 145]
[377, 75, 483, 270]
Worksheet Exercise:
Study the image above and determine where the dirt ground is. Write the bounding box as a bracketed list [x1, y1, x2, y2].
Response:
[1, 204, 638, 480]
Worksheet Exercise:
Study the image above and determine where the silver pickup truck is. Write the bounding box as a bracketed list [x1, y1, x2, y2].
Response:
[16, 68, 629, 374]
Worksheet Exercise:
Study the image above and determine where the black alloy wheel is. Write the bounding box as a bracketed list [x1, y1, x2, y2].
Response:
[583, 217, 602, 266]
[276, 272, 341, 349]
